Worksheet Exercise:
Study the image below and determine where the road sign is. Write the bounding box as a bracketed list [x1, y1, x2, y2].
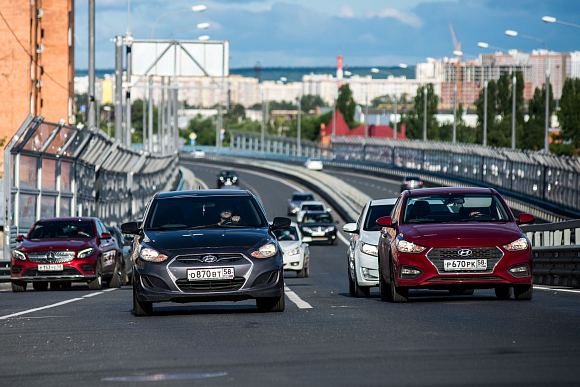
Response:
[80, 105, 86, 112]
[189, 132, 197, 140]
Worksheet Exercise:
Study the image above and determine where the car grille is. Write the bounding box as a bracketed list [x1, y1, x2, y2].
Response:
[22, 267, 82, 276]
[426, 246, 503, 274]
[176, 253, 244, 264]
[176, 277, 246, 292]
[27, 251, 76, 263]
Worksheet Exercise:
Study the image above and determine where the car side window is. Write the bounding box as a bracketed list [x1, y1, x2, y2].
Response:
[97, 221, 107, 236]
[356, 204, 367, 230]
[392, 196, 403, 223]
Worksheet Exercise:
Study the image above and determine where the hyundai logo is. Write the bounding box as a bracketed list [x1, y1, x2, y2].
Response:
[457, 249, 473, 257]
[202, 255, 218, 263]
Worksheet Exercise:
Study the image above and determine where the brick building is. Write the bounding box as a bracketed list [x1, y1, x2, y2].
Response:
[0, 0, 74, 143]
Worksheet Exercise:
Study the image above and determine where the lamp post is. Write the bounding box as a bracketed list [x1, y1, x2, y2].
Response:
[506, 30, 550, 153]
[165, 23, 210, 39]
[542, 16, 580, 29]
[151, 5, 207, 39]
[297, 94, 302, 156]
[198, 35, 210, 41]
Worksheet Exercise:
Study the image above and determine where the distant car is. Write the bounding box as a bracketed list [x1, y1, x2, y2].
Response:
[300, 210, 338, 245]
[376, 187, 535, 303]
[192, 149, 206, 158]
[296, 200, 329, 223]
[287, 191, 315, 215]
[273, 222, 310, 277]
[10, 217, 123, 292]
[217, 170, 239, 188]
[107, 225, 134, 285]
[400, 175, 424, 191]
[343, 198, 397, 297]
[304, 158, 323, 171]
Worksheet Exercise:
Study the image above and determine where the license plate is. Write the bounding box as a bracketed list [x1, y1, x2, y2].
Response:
[38, 264, 64, 272]
[187, 267, 234, 281]
[444, 259, 487, 271]
[312, 231, 325, 236]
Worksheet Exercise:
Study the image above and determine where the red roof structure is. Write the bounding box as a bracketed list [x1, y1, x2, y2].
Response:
[320, 110, 407, 139]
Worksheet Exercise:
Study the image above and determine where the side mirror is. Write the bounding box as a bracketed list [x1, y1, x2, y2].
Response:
[100, 232, 112, 239]
[302, 236, 312, 243]
[376, 216, 394, 227]
[343, 223, 358, 233]
[517, 213, 535, 225]
[270, 217, 291, 231]
[15, 235, 24, 242]
[121, 221, 140, 235]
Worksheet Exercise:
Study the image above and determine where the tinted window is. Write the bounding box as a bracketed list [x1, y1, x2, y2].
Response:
[146, 196, 267, 229]
[302, 204, 324, 211]
[364, 204, 395, 231]
[403, 193, 510, 224]
[292, 194, 314, 202]
[274, 226, 299, 241]
[303, 213, 333, 224]
[29, 220, 95, 239]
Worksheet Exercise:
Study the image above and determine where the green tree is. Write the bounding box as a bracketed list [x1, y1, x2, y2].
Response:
[520, 85, 554, 150]
[371, 94, 393, 107]
[336, 84, 357, 128]
[401, 83, 439, 140]
[558, 78, 580, 150]
[300, 95, 327, 111]
[180, 115, 217, 146]
[475, 80, 498, 145]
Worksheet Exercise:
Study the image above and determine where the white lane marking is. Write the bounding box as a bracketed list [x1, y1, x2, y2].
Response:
[103, 288, 118, 292]
[82, 292, 104, 298]
[534, 285, 580, 294]
[337, 231, 350, 246]
[285, 286, 313, 309]
[0, 298, 85, 320]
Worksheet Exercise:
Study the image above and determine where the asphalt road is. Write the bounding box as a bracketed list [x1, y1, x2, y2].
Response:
[1, 161, 579, 387]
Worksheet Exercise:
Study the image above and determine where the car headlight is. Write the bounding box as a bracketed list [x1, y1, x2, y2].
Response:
[232, 176, 237, 181]
[302, 227, 312, 233]
[12, 250, 26, 261]
[503, 236, 529, 251]
[360, 242, 378, 256]
[395, 235, 426, 253]
[323, 226, 335, 233]
[287, 247, 300, 256]
[251, 243, 277, 258]
[219, 177, 224, 181]
[140, 247, 169, 262]
[77, 248, 95, 259]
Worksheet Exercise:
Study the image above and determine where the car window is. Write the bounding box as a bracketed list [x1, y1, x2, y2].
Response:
[293, 194, 314, 201]
[29, 220, 95, 239]
[364, 204, 395, 231]
[402, 193, 511, 224]
[356, 203, 368, 230]
[274, 226, 299, 241]
[303, 204, 324, 211]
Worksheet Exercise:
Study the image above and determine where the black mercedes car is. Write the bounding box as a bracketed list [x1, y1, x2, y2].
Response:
[122, 190, 290, 316]
[299, 210, 338, 245]
[217, 170, 239, 188]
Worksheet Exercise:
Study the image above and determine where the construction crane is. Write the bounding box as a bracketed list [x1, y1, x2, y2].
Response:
[449, 23, 462, 106]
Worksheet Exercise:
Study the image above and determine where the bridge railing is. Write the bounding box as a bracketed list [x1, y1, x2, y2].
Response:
[1, 115, 178, 269]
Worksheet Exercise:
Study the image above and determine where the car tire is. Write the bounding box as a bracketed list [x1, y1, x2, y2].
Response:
[514, 285, 533, 300]
[348, 265, 356, 297]
[390, 261, 408, 303]
[256, 287, 285, 312]
[108, 257, 122, 288]
[133, 284, 153, 316]
[88, 260, 103, 290]
[332, 238, 338, 246]
[50, 282, 61, 289]
[495, 287, 512, 300]
[355, 281, 371, 298]
[33, 282, 48, 292]
[304, 262, 310, 277]
[11, 281, 26, 292]
[378, 258, 390, 301]
[121, 263, 128, 286]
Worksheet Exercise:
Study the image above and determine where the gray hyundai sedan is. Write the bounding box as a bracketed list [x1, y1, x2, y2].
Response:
[122, 190, 290, 316]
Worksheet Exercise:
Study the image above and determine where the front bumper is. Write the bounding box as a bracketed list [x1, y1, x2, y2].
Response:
[283, 252, 304, 271]
[10, 256, 98, 283]
[301, 229, 337, 243]
[355, 250, 380, 286]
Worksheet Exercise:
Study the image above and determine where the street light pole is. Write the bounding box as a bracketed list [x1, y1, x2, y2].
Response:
[423, 85, 427, 141]
[512, 71, 516, 149]
[452, 84, 457, 143]
[88, 0, 96, 129]
[542, 16, 580, 29]
[151, 5, 207, 39]
[483, 77, 488, 146]
[297, 95, 301, 156]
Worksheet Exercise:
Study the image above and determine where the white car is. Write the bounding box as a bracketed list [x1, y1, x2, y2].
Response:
[192, 149, 206, 158]
[304, 158, 323, 171]
[296, 200, 329, 223]
[272, 222, 311, 277]
[343, 198, 398, 297]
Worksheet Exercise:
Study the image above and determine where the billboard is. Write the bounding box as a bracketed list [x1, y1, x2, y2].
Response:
[131, 40, 229, 78]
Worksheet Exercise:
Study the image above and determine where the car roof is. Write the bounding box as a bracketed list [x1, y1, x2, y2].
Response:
[406, 186, 494, 195]
[300, 201, 324, 206]
[38, 217, 96, 223]
[156, 189, 251, 199]
[369, 198, 398, 206]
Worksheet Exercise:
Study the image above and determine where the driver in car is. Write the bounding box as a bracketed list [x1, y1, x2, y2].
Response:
[218, 203, 240, 225]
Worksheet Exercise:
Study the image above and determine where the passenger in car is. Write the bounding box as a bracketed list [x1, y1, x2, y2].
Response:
[218, 203, 241, 224]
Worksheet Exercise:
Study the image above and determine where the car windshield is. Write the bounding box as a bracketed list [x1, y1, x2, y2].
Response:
[29, 220, 95, 239]
[302, 204, 324, 211]
[220, 171, 236, 177]
[402, 193, 511, 224]
[146, 196, 267, 230]
[293, 194, 314, 202]
[303, 213, 333, 224]
[274, 226, 298, 241]
[364, 204, 395, 231]
[405, 176, 421, 181]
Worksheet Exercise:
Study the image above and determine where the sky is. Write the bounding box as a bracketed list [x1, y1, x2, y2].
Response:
[75, 0, 580, 69]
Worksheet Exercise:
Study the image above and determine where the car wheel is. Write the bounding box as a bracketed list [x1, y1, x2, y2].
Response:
[256, 287, 285, 312]
[355, 281, 371, 298]
[133, 284, 153, 316]
[296, 267, 306, 278]
[378, 258, 390, 301]
[50, 282, 61, 289]
[108, 256, 122, 288]
[495, 287, 512, 300]
[304, 262, 310, 278]
[33, 282, 48, 292]
[332, 238, 338, 246]
[514, 285, 533, 300]
[121, 263, 128, 286]
[348, 266, 356, 297]
[11, 281, 26, 292]
[390, 261, 408, 303]
[88, 260, 103, 290]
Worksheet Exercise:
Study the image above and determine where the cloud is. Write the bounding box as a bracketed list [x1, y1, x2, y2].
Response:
[366, 8, 422, 28]
[338, 5, 355, 18]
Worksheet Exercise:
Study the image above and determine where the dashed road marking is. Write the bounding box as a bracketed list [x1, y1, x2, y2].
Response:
[534, 286, 580, 294]
[285, 286, 313, 309]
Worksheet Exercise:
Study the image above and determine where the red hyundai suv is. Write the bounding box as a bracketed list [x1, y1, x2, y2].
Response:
[376, 187, 535, 302]
[10, 217, 123, 292]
